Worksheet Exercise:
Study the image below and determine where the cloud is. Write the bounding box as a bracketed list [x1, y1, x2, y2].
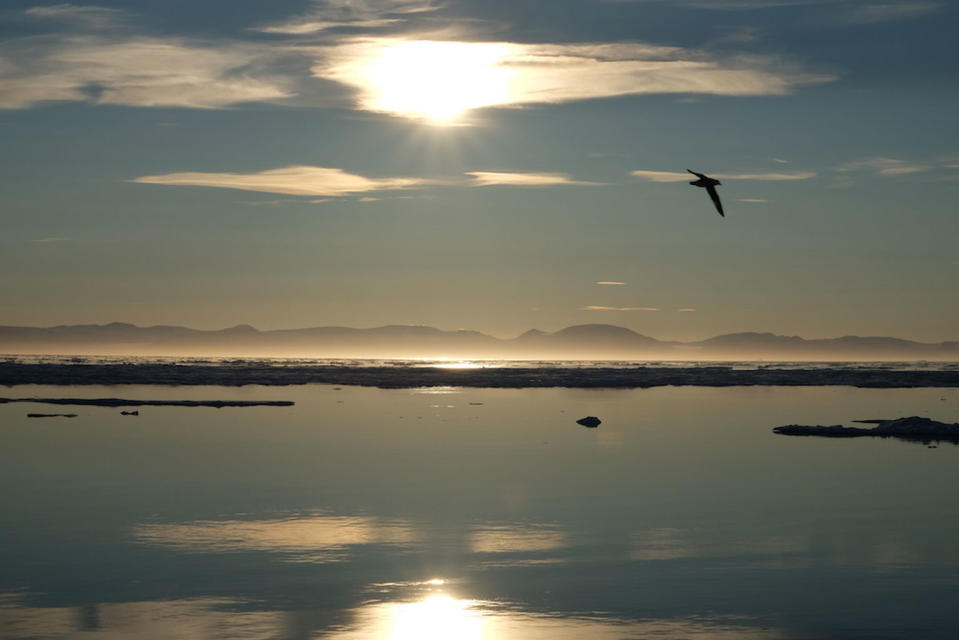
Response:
[718, 171, 816, 180]
[258, 0, 442, 34]
[583, 305, 661, 311]
[842, 2, 941, 24]
[631, 169, 815, 181]
[24, 3, 126, 29]
[30, 236, 72, 243]
[0, 36, 295, 110]
[595, 281, 627, 285]
[837, 157, 932, 176]
[133, 166, 432, 196]
[607, 0, 944, 23]
[629, 170, 693, 183]
[316, 38, 834, 120]
[467, 171, 602, 187]
[677, 308, 697, 312]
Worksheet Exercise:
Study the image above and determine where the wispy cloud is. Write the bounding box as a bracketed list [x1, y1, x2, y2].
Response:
[608, 0, 943, 23]
[24, 3, 127, 29]
[677, 308, 697, 312]
[842, 2, 941, 24]
[631, 169, 815, 182]
[583, 305, 661, 311]
[629, 170, 694, 183]
[317, 38, 833, 120]
[133, 166, 431, 197]
[258, 0, 441, 34]
[30, 236, 72, 243]
[0, 36, 295, 110]
[3, 5, 832, 116]
[716, 171, 815, 180]
[595, 281, 627, 286]
[837, 157, 932, 176]
[467, 171, 602, 187]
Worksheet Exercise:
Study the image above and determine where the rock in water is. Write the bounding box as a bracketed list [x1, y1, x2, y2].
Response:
[774, 416, 959, 441]
[576, 416, 601, 428]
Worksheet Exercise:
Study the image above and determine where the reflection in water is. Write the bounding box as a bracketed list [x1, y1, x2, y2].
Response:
[631, 527, 807, 562]
[469, 524, 568, 554]
[3, 384, 959, 639]
[387, 595, 484, 640]
[0, 590, 788, 640]
[0, 596, 284, 640]
[423, 361, 491, 370]
[134, 514, 418, 563]
[327, 588, 786, 640]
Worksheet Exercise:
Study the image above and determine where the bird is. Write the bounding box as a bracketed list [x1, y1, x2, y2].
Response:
[687, 169, 724, 217]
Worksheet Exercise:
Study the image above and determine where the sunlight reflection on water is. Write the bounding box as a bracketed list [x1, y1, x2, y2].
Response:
[2, 384, 959, 639]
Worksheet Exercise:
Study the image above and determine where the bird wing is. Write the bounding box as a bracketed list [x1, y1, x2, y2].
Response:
[705, 184, 725, 217]
[687, 169, 706, 179]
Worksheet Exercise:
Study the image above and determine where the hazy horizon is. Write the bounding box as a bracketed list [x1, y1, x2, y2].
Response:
[3, 317, 959, 343]
[2, 319, 957, 361]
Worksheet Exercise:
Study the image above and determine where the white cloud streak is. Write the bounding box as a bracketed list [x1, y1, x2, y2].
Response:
[24, 4, 126, 29]
[133, 166, 432, 196]
[595, 281, 627, 285]
[583, 305, 661, 311]
[258, 0, 442, 34]
[0, 36, 295, 109]
[467, 171, 602, 187]
[631, 169, 815, 182]
[843, 2, 941, 24]
[837, 157, 932, 176]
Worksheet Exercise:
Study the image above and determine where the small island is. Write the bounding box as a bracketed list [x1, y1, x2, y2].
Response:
[773, 416, 959, 442]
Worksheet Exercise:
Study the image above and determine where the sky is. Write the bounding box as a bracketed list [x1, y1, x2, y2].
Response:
[1, 0, 957, 342]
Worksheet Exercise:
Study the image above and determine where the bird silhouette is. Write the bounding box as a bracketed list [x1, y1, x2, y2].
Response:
[687, 169, 724, 217]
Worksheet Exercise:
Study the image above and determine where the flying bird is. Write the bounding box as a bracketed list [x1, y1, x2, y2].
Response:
[687, 169, 724, 217]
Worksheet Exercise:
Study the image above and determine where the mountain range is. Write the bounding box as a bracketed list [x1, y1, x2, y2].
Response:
[1, 322, 957, 361]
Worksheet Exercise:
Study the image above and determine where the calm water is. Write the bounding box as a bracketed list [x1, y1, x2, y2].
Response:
[2, 383, 958, 639]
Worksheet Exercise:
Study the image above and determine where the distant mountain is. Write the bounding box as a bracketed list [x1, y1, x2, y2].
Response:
[0, 322, 956, 361]
[511, 324, 669, 358]
[695, 332, 959, 360]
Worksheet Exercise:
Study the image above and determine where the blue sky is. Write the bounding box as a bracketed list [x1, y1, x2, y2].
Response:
[1, 0, 957, 341]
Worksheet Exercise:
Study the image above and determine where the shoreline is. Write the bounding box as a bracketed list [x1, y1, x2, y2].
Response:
[2, 362, 958, 389]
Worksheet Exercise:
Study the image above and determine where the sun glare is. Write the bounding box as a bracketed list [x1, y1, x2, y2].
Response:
[389, 595, 484, 640]
[357, 40, 513, 123]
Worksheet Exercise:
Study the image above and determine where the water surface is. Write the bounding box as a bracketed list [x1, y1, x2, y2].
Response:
[2, 384, 958, 639]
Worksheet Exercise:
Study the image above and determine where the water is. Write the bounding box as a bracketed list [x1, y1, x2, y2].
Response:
[2, 383, 958, 639]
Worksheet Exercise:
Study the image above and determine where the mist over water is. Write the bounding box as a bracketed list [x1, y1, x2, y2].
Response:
[3, 383, 958, 639]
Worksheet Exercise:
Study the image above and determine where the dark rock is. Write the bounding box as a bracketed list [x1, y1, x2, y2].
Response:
[577, 416, 601, 428]
[121, 410, 139, 416]
[774, 416, 959, 442]
[1, 397, 293, 408]
[773, 424, 863, 437]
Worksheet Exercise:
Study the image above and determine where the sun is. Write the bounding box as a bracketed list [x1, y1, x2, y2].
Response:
[346, 40, 514, 124]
